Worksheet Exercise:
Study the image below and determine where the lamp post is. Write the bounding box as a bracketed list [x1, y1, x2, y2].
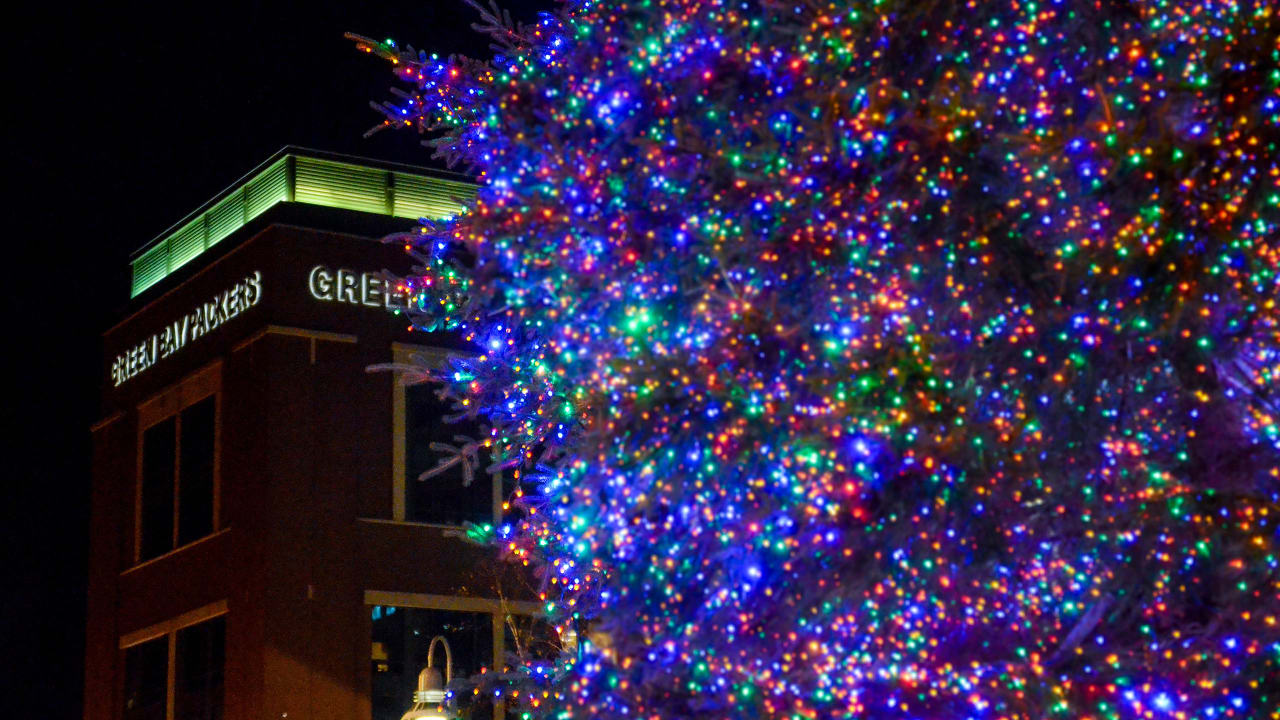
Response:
[400, 635, 454, 720]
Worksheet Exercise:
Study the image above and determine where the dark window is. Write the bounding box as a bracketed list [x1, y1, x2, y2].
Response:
[123, 637, 167, 720]
[123, 615, 225, 720]
[370, 606, 493, 720]
[140, 418, 176, 561]
[139, 396, 217, 561]
[504, 616, 562, 663]
[175, 616, 225, 720]
[178, 397, 216, 545]
[405, 384, 492, 526]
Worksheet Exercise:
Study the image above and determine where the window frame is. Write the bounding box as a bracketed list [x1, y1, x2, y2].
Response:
[134, 362, 223, 565]
[119, 600, 228, 720]
[390, 343, 501, 527]
[364, 591, 544, 720]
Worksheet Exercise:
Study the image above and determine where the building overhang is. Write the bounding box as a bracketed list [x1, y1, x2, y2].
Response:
[129, 147, 476, 298]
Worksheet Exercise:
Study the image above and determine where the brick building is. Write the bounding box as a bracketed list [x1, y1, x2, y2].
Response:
[86, 148, 539, 720]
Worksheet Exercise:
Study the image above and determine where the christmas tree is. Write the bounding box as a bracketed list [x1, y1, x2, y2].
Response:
[352, 0, 1280, 716]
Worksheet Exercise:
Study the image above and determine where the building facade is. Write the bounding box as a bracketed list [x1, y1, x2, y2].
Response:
[86, 149, 540, 720]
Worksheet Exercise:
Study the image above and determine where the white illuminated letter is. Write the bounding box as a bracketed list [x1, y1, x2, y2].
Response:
[362, 273, 385, 307]
[337, 269, 358, 304]
[309, 266, 334, 301]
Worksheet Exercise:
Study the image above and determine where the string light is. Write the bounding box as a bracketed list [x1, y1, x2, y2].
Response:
[352, 0, 1280, 716]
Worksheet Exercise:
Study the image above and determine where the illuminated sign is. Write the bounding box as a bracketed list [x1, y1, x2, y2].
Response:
[111, 265, 405, 388]
[307, 265, 406, 309]
[111, 272, 263, 387]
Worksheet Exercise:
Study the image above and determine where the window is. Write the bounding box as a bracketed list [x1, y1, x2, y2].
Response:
[174, 617, 225, 720]
[365, 594, 552, 720]
[123, 636, 167, 720]
[370, 606, 494, 720]
[139, 418, 177, 561]
[503, 615, 562, 663]
[404, 383, 493, 526]
[123, 612, 225, 720]
[137, 366, 220, 563]
[392, 345, 498, 527]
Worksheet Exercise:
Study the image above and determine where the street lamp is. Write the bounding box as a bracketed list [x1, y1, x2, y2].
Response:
[400, 635, 454, 720]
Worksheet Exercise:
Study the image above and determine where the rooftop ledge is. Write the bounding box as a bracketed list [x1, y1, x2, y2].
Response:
[130, 146, 476, 298]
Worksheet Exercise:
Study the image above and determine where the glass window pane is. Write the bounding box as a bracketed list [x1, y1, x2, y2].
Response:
[174, 616, 225, 720]
[503, 616, 562, 664]
[178, 396, 216, 545]
[140, 418, 176, 560]
[371, 606, 493, 720]
[123, 637, 168, 720]
[405, 384, 492, 526]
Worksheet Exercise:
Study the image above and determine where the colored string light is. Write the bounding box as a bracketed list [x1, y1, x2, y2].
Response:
[353, 0, 1280, 717]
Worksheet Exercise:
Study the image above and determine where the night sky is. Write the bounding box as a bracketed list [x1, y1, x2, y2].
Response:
[5, 3, 550, 717]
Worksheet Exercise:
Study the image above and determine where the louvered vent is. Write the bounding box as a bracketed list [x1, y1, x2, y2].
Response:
[168, 220, 205, 271]
[245, 159, 288, 217]
[392, 172, 474, 220]
[206, 192, 245, 248]
[132, 244, 169, 297]
[295, 157, 388, 215]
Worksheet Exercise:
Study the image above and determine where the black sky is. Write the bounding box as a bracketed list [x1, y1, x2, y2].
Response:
[5, 3, 552, 717]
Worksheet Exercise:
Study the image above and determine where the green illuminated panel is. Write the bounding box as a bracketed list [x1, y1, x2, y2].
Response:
[295, 157, 388, 215]
[132, 244, 169, 297]
[168, 219, 205, 271]
[392, 172, 475, 220]
[245, 159, 288, 217]
[130, 152, 473, 298]
[206, 192, 244, 248]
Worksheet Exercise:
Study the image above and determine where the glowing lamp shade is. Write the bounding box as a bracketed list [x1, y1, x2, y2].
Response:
[400, 636, 454, 720]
